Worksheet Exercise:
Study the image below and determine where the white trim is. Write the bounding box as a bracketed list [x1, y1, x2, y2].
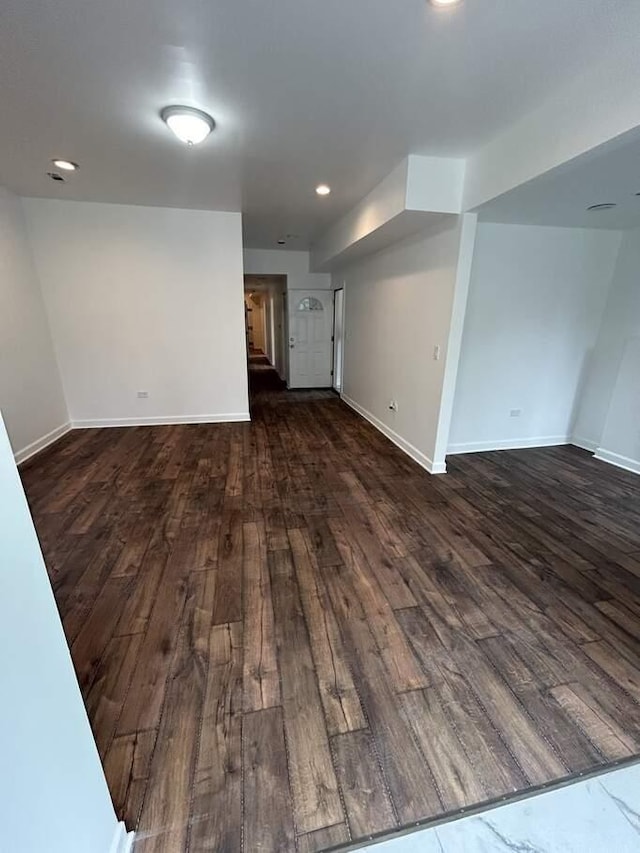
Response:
[570, 435, 599, 453]
[341, 393, 446, 475]
[109, 822, 134, 853]
[14, 421, 72, 465]
[594, 448, 640, 476]
[447, 435, 571, 455]
[71, 413, 251, 429]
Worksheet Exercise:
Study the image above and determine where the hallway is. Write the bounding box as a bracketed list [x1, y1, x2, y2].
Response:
[20, 389, 640, 852]
[248, 350, 286, 395]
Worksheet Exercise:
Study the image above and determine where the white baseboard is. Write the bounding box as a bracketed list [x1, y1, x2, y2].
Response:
[71, 413, 251, 429]
[109, 822, 134, 853]
[14, 414, 251, 464]
[14, 421, 72, 465]
[594, 448, 640, 476]
[570, 435, 599, 453]
[341, 394, 445, 475]
[447, 435, 571, 455]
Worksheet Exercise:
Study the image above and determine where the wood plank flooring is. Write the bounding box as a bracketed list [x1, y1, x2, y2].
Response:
[20, 383, 640, 852]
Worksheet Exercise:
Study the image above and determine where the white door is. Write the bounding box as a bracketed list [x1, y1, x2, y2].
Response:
[288, 290, 334, 388]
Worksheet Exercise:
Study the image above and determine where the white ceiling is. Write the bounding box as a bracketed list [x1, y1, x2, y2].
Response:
[478, 127, 640, 231]
[0, 0, 637, 248]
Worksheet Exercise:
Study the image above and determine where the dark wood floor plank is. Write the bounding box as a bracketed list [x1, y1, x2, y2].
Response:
[71, 576, 134, 695]
[330, 518, 429, 693]
[595, 599, 640, 642]
[331, 729, 397, 837]
[399, 689, 487, 811]
[190, 622, 243, 853]
[85, 632, 143, 760]
[438, 671, 528, 796]
[333, 504, 417, 610]
[449, 641, 567, 785]
[549, 683, 639, 760]
[104, 730, 157, 828]
[135, 572, 208, 852]
[110, 516, 154, 578]
[212, 508, 243, 625]
[478, 636, 604, 772]
[116, 568, 188, 735]
[583, 639, 640, 702]
[323, 563, 443, 824]
[297, 823, 351, 853]
[288, 527, 366, 735]
[269, 548, 344, 834]
[243, 707, 296, 853]
[242, 520, 281, 712]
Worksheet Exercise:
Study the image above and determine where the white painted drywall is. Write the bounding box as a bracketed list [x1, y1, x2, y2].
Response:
[243, 249, 331, 291]
[0, 411, 122, 853]
[573, 228, 640, 470]
[335, 218, 467, 474]
[311, 160, 409, 271]
[311, 156, 465, 272]
[0, 188, 68, 459]
[464, 24, 640, 211]
[597, 336, 640, 474]
[448, 223, 622, 454]
[22, 199, 249, 426]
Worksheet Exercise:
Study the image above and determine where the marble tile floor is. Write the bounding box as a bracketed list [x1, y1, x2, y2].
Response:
[357, 760, 640, 853]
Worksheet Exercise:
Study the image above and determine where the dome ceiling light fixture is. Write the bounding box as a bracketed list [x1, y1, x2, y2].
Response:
[52, 159, 78, 171]
[161, 106, 215, 146]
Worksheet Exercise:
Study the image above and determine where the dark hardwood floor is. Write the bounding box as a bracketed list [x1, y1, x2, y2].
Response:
[20, 373, 640, 852]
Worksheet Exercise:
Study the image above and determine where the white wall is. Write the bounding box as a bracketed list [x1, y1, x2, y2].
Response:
[243, 249, 331, 291]
[573, 228, 640, 472]
[23, 199, 248, 426]
[0, 189, 68, 460]
[335, 217, 472, 474]
[448, 223, 622, 454]
[311, 156, 465, 273]
[463, 18, 640, 211]
[0, 411, 126, 853]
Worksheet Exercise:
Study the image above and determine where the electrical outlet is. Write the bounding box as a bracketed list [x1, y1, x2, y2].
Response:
[433, 344, 441, 361]
[137, 391, 149, 399]
[510, 408, 522, 418]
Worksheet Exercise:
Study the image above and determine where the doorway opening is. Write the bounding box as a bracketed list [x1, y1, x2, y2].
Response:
[244, 274, 288, 396]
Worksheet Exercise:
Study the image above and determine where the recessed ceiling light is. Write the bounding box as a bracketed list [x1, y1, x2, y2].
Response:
[161, 106, 215, 146]
[316, 184, 331, 196]
[277, 239, 286, 245]
[587, 203, 617, 211]
[430, 0, 463, 7]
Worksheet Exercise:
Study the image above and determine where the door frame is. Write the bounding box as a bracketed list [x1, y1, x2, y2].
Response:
[332, 287, 345, 393]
